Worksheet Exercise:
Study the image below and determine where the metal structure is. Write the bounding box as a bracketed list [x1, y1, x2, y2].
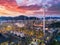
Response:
[42, 0, 52, 36]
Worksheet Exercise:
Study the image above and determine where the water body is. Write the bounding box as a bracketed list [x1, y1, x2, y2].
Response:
[55, 34, 60, 41]
[55, 33, 60, 42]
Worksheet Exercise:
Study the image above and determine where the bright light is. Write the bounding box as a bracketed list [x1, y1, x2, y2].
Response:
[46, 28, 48, 30]
[15, 23, 25, 27]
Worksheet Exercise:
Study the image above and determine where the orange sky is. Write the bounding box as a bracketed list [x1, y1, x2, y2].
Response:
[0, 0, 60, 17]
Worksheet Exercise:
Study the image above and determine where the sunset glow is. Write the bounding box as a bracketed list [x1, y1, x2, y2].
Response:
[0, 0, 60, 17]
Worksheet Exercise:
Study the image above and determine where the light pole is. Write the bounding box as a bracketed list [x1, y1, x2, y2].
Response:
[43, 8, 46, 36]
[40, 7, 46, 36]
[41, 0, 53, 37]
[42, 4, 52, 36]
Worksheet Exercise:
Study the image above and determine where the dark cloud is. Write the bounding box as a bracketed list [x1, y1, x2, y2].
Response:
[18, 5, 42, 10]
[48, 2, 60, 11]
